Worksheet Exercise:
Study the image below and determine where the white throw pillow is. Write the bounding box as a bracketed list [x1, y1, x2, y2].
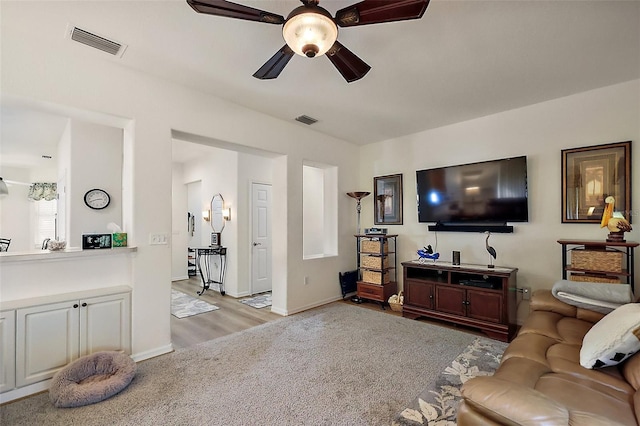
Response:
[580, 303, 640, 369]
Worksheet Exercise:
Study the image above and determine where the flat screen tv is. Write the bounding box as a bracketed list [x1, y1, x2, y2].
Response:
[416, 156, 528, 224]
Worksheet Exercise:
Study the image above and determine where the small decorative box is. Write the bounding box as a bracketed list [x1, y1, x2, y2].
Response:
[112, 233, 128, 247]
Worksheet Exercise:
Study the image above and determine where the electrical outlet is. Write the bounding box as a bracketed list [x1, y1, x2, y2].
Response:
[149, 233, 168, 245]
[522, 287, 531, 300]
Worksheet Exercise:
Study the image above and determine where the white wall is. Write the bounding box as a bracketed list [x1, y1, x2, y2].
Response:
[68, 120, 123, 247]
[359, 79, 640, 323]
[56, 120, 71, 243]
[171, 162, 188, 281]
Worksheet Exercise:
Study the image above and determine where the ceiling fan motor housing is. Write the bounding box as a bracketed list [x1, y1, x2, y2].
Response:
[282, 4, 338, 58]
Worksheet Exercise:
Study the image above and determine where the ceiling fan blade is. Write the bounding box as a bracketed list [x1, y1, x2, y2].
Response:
[335, 0, 430, 27]
[326, 41, 371, 83]
[187, 0, 285, 25]
[253, 45, 295, 80]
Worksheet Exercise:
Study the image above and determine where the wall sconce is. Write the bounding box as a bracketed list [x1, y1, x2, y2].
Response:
[202, 210, 211, 222]
[222, 208, 231, 221]
[0, 177, 8, 196]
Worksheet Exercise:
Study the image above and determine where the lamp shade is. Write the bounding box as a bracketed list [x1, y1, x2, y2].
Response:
[0, 178, 8, 196]
[282, 5, 338, 58]
[347, 191, 370, 201]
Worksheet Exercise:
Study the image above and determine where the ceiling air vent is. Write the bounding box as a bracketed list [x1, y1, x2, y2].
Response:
[67, 25, 127, 58]
[295, 115, 318, 125]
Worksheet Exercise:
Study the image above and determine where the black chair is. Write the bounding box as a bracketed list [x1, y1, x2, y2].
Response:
[338, 270, 358, 300]
[0, 238, 11, 252]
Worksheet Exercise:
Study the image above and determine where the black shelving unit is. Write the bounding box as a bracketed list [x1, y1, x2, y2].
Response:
[188, 248, 197, 277]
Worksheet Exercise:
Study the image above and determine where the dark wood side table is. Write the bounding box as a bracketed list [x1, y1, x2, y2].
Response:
[557, 239, 638, 291]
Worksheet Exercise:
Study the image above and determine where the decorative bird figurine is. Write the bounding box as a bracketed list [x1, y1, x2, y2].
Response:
[417, 245, 440, 262]
[485, 231, 496, 268]
[600, 196, 632, 242]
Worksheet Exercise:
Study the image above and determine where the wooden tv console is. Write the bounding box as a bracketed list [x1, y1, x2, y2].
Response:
[402, 260, 518, 342]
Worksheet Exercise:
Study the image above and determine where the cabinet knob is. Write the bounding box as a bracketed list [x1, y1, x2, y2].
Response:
[73, 304, 79, 308]
[82, 302, 88, 307]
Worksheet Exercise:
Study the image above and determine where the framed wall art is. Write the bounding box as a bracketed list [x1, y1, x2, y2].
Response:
[374, 173, 403, 225]
[561, 141, 631, 223]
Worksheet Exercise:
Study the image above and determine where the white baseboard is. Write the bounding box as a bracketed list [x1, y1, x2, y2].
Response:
[131, 343, 174, 362]
[1, 380, 50, 404]
[172, 275, 189, 282]
[273, 294, 343, 316]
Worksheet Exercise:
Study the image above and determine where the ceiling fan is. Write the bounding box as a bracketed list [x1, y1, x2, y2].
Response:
[186, 0, 430, 82]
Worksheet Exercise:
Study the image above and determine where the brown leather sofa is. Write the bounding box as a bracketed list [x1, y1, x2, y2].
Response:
[458, 289, 639, 425]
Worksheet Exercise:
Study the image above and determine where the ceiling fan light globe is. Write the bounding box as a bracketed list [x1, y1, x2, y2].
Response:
[282, 8, 338, 58]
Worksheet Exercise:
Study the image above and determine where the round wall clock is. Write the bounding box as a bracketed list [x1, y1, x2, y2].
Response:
[84, 189, 110, 210]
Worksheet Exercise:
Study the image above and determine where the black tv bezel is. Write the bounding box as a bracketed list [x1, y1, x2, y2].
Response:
[416, 155, 529, 227]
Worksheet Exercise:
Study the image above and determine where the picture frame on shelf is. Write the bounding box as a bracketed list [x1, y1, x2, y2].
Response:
[374, 173, 403, 225]
[561, 141, 631, 223]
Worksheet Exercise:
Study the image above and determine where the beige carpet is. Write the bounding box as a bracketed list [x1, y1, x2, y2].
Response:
[1, 303, 481, 425]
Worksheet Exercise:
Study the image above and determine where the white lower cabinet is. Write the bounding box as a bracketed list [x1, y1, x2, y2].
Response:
[12, 290, 131, 389]
[0, 310, 16, 393]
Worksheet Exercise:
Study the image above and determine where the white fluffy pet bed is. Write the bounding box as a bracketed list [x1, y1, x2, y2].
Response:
[49, 351, 137, 408]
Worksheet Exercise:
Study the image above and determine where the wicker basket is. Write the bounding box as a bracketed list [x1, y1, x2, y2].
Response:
[362, 270, 390, 284]
[361, 255, 389, 269]
[361, 239, 388, 254]
[570, 274, 621, 284]
[388, 291, 403, 312]
[571, 250, 623, 273]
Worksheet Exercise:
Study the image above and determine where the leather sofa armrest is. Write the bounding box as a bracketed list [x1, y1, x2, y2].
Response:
[461, 376, 569, 425]
[530, 290, 577, 317]
[461, 376, 632, 426]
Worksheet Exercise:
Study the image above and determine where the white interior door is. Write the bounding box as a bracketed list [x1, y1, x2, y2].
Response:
[251, 183, 272, 295]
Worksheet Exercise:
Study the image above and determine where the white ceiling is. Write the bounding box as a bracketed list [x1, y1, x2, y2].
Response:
[1, 0, 639, 169]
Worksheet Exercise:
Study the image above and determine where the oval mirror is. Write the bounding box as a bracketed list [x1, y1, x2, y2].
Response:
[211, 193, 225, 233]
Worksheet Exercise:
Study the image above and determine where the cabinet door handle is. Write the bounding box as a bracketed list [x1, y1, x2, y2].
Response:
[73, 304, 79, 308]
[81, 302, 88, 307]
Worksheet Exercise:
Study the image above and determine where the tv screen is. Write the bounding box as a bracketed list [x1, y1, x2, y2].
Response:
[416, 156, 528, 223]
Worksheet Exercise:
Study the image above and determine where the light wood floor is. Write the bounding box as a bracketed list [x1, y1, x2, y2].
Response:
[171, 279, 481, 350]
[171, 278, 282, 350]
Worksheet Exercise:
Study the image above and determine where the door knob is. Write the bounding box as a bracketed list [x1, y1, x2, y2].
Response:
[253, 242, 262, 246]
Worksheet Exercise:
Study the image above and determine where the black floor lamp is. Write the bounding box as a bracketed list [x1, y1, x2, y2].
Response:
[346, 191, 370, 235]
[347, 191, 370, 303]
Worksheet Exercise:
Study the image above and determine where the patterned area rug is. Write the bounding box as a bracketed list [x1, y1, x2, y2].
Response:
[239, 292, 272, 309]
[392, 337, 507, 425]
[171, 289, 219, 318]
